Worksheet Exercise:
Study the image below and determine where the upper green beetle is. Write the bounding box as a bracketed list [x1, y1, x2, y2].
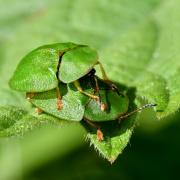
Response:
[9, 42, 118, 110]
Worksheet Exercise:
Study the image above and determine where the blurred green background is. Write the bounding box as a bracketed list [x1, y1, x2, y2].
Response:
[0, 0, 180, 179]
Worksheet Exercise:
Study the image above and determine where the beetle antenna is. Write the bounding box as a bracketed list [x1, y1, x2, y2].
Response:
[118, 103, 157, 121]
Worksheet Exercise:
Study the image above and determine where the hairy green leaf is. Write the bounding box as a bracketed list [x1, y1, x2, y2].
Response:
[0, 106, 69, 137]
[148, 0, 180, 118]
[0, 0, 179, 166]
[85, 116, 135, 163]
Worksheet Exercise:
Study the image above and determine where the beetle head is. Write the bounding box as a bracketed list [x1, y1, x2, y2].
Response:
[87, 68, 96, 77]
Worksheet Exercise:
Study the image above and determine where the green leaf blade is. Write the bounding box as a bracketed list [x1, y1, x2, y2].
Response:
[0, 0, 179, 166]
[85, 117, 135, 163]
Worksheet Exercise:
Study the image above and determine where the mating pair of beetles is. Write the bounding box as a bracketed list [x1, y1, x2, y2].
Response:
[9, 42, 156, 141]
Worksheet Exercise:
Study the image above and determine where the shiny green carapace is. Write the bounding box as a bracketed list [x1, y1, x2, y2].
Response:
[9, 42, 98, 92]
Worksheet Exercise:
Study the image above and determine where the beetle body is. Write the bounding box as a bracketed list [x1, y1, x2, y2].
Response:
[9, 42, 128, 122]
[10, 42, 121, 114]
[30, 74, 129, 122]
[9, 42, 98, 92]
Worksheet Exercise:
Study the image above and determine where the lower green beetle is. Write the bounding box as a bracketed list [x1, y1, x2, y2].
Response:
[29, 71, 156, 141]
[9, 42, 157, 141]
[9, 42, 118, 111]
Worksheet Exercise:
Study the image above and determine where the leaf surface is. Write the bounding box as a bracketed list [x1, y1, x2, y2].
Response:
[0, 0, 179, 165]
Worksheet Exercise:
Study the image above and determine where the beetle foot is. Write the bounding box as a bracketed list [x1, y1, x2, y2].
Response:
[26, 92, 35, 101]
[97, 129, 104, 141]
[35, 107, 43, 114]
[100, 103, 108, 111]
[57, 99, 63, 111]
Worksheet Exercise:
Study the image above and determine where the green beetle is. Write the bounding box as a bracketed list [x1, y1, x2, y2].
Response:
[29, 72, 156, 141]
[9, 42, 118, 111]
[30, 73, 129, 121]
[30, 71, 130, 141]
[9, 42, 157, 141]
